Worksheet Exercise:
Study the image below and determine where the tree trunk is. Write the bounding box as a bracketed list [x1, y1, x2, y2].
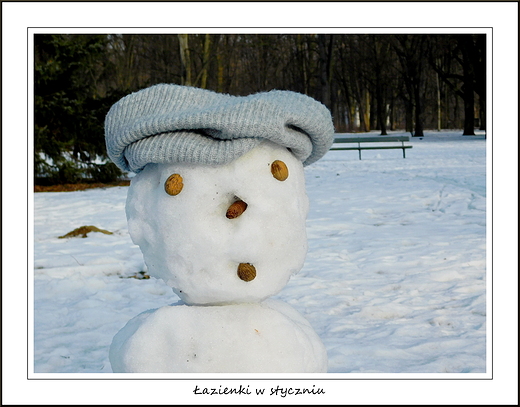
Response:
[474, 34, 486, 131]
[317, 34, 332, 107]
[369, 92, 377, 131]
[458, 37, 476, 136]
[200, 34, 211, 89]
[436, 62, 442, 131]
[216, 35, 225, 93]
[462, 82, 475, 135]
[479, 96, 486, 131]
[413, 83, 424, 137]
[376, 80, 387, 135]
[404, 99, 414, 134]
[296, 35, 308, 94]
[388, 97, 395, 131]
[178, 34, 192, 86]
[362, 89, 370, 132]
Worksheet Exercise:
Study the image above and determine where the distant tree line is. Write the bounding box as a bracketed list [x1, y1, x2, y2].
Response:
[34, 33, 486, 184]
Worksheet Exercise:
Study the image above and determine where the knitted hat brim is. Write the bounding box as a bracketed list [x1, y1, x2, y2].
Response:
[105, 84, 334, 173]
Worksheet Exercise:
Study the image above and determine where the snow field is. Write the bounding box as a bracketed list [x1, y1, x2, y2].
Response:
[32, 131, 487, 374]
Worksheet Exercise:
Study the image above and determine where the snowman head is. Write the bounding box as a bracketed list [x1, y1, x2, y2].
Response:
[126, 140, 309, 304]
[105, 84, 334, 305]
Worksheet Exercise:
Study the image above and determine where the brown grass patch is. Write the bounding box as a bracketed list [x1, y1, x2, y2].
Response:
[58, 225, 113, 239]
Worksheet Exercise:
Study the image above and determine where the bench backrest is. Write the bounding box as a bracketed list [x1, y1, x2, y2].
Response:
[333, 136, 410, 143]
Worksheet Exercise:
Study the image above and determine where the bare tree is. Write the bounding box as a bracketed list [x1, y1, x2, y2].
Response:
[392, 34, 429, 137]
[429, 34, 486, 135]
[178, 34, 192, 86]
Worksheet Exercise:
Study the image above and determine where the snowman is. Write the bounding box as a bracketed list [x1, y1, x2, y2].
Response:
[104, 84, 334, 373]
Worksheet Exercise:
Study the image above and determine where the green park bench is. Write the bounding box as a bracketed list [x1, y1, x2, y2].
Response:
[330, 135, 413, 159]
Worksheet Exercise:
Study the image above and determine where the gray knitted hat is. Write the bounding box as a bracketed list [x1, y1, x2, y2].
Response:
[105, 84, 334, 173]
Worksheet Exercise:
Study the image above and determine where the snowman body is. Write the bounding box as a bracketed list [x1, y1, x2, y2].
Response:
[110, 299, 327, 373]
[110, 141, 327, 372]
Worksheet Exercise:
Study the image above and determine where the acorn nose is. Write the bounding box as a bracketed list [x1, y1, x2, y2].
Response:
[226, 199, 248, 219]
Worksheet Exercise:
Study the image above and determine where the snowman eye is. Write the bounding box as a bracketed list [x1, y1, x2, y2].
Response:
[164, 173, 184, 196]
[271, 160, 289, 181]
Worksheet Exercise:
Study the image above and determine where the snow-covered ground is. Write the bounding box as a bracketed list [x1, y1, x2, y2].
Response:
[31, 130, 489, 376]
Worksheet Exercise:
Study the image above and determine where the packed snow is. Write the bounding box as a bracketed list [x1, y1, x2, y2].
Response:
[125, 141, 310, 305]
[32, 130, 487, 375]
[110, 299, 327, 373]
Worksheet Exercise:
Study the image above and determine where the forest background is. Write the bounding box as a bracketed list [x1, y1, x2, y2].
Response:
[34, 33, 486, 185]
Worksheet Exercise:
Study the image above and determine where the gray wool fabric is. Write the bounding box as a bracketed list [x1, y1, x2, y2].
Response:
[105, 84, 335, 173]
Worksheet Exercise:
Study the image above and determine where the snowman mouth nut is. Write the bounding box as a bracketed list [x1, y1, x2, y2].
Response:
[164, 173, 184, 196]
[237, 263, 256, 282]
[271, 160, 289, 181]
[226, 200, 248, 219]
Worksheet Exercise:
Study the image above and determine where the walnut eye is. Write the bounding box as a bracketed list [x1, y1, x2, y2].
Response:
[271, 160, 289, 181]
[164, 174, 183, 196]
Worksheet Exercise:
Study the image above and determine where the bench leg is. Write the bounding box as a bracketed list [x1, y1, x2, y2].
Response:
[358, 148, 362, 160]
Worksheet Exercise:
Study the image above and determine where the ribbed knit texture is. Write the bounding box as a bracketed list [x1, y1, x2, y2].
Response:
[105, 84, 335, 173]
